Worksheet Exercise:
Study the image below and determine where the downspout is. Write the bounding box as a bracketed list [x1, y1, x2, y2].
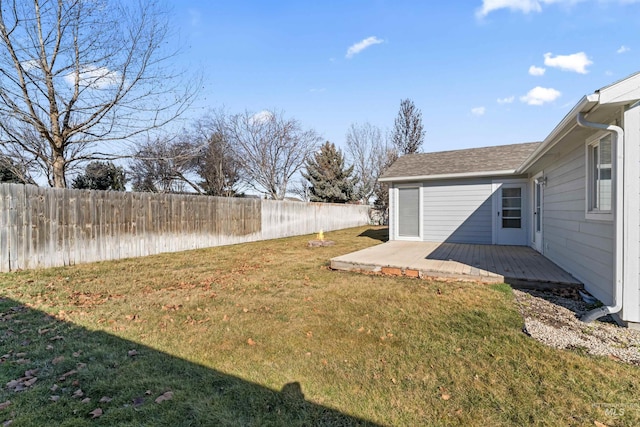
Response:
[576, 113, 624, 322]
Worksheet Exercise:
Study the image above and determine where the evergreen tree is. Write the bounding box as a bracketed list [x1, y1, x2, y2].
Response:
[72, 161, 126, 191]
[0, 156, 28, 184]
[302, 142, 356, 203]
[392, 98, 425, 155]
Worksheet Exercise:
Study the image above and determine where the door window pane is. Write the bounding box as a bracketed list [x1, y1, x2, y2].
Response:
[502, 187, 521, 229]
[502, 209, 521, 218]
[502, 188, 521, 198]
[503, 218, 522, 228]
[502, 198, 522, 208]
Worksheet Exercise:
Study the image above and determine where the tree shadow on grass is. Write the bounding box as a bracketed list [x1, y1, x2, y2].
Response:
[0, 297, 380, 426]
[357, 228, 388, 243]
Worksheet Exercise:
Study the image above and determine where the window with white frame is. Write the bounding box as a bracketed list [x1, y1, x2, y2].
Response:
[586, 134, 612, 218]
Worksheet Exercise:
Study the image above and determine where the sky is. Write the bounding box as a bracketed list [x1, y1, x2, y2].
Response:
[166, 0, 640, 154]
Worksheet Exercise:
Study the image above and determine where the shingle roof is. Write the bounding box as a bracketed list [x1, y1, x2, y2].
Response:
[379, 142, 541, 180]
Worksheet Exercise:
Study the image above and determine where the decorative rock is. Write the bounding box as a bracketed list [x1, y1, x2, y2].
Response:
[513, 289, 640, 365]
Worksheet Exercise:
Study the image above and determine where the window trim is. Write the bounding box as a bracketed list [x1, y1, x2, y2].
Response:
[394, 183, 423, 241]
[585, 131, 614, 221]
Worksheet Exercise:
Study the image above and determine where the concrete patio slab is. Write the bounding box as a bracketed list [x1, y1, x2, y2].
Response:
[330, 241, 582, 287]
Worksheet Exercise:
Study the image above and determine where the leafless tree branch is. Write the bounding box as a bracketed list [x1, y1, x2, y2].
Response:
[345, 122, 389, 204]
[226, 110, 321, 200]
[0, 0, 198, 187]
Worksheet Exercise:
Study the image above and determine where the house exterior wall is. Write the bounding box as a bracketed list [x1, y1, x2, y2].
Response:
[389, 177, 530, 245]
[623, 103, 640, 323]
[421, 179, 493, 244]
[388, 179, 494, 243]
[528, 136, 615, 305]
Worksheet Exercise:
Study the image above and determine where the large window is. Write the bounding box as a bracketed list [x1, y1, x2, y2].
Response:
[586, 134, 613, 219]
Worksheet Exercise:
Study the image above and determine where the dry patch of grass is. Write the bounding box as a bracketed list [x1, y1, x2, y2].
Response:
[1, 226, 639, 426]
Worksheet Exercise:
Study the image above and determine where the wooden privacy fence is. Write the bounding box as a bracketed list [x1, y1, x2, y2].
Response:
[0, 183, 371, 272]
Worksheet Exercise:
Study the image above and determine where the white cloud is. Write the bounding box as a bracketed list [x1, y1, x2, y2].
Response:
[529, 65, 546, 76]
[543, 52, 592, 74]
[477, 0, 637, 18]
[477, 0, 542, 18]
[345, 36, 384, 59]
[250, 110, 274, 124]
[520, 86, 561, 105]
[64, 65, 121, 89]
[471, 107, 486, 116]
[617, 45, 630, 54]
[497, 96, 515, 104]
[21, 59, 41, 71]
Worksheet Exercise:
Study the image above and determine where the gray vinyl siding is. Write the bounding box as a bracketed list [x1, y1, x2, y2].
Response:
[531, 138, 615, 304]
[422, 179, 493, 244]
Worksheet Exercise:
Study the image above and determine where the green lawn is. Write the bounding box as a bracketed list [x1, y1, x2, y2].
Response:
[0, 226, 637, 426]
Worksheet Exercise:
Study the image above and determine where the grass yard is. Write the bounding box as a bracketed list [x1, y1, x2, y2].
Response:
[1, 226, 639, 426]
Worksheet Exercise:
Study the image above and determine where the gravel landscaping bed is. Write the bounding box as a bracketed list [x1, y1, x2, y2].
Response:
[513, 288, 640, 365]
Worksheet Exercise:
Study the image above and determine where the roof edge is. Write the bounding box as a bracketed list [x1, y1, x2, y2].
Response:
[517, 94, 599, 173]
[378, 169, 517, 183]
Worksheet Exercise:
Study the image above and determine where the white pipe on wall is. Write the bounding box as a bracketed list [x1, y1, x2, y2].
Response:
[576, 113, 625, 322]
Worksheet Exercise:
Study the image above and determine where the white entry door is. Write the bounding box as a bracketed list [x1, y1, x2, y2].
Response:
[493, 182, 527, 246]
[532, 174, 544, 253]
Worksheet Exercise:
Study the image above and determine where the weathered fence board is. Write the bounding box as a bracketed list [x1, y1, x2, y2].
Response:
[0, 183, 370, 271]
[0, 185, 9, 271]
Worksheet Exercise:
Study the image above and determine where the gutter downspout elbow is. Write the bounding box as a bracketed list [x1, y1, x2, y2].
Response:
[576, 113, 624, 323]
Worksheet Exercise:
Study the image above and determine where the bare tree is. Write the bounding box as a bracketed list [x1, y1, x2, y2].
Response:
[189, 113, 241, 197]
[392, 99, 425, 155]
[345, 122, 388, 204]
[290, 176, 311, 202]
[129, 137, 200, 194]
[373, 147, 399, 224]
[0, 0, 196, 187]
[226, 110, 321, 200]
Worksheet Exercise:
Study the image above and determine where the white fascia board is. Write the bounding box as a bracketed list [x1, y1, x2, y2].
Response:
[598, 72, 640, 105]
[517, 94, 600, 173]
[378, 169, 516, 183]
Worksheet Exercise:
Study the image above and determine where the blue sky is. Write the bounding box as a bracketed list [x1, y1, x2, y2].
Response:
[168, 0, 640, 154]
